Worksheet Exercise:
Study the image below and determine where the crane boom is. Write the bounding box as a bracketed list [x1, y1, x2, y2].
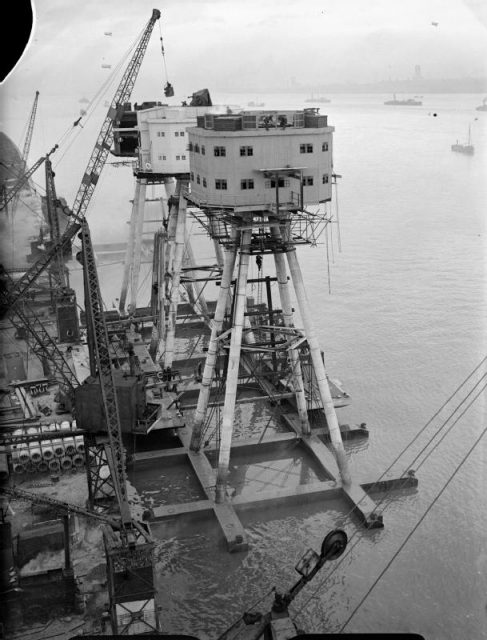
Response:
[78, 219, 131, 528]
[0, 144, 58, 213]
[0, 485, 121, 530]
[8, 91, 40, 218]
[0, 9, 161, 317]
[21, 91, 40, 169]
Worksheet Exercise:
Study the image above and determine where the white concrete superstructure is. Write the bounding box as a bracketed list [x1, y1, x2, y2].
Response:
[187, 109, 334, 211]
[136, 105, 225, 176]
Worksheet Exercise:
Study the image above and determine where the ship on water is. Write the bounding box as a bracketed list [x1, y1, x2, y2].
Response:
[384, 93, 422, 106]
[451, 124, 474, 155]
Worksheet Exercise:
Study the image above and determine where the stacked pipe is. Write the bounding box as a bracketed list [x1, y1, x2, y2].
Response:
[10, 421, 86, 475]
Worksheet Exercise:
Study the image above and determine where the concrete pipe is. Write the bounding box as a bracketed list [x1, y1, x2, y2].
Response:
[60, 420, 71, 431]
[37, 460, 49, 473]
[12, 452, 25, 474]
[99, 465, 110, 480]
[52, 439, 65, 457]
[72, 453, 84, 468]
[29, 446, 42, 464]
[63, 437, 76, 455]
[75, 436, 85, 453]
[13, 462, 26, 474]
[25, 462, 36, 474]
[18, 446, 31, 464]
[60, 456, 73, 471]
[48, 459, 60, 472]
[41, 441, 54, 461]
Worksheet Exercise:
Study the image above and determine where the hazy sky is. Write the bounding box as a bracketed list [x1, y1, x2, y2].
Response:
[1, 0, 487, 100]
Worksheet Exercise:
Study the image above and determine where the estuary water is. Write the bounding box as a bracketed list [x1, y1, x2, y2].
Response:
[2, 92, 486, 638]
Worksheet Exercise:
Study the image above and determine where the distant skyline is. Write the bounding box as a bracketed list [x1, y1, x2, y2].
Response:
[1, 1, 487, 104]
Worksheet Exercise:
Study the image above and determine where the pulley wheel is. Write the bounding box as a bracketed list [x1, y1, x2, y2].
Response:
[321, 529, 348, 560]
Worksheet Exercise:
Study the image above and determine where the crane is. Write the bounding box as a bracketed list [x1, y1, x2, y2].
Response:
[0, 144, 58, 213]
[6, 91, 40, 219]
[0, 8, 162, 318]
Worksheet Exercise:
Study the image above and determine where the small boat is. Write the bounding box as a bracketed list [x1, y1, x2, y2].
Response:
[384, 94, 422, 106]
[476, 97, 487, 112]
[101, 64, 112, 69]
[247, 101, 265, 107]
[78, 97, 89, 104]
[451, 125, 474, 155]
[305, 95, 330, 103]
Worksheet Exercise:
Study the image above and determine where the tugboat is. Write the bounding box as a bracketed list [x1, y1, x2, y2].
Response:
[384, 94, 422, 106]
[451, 124, 474, 155]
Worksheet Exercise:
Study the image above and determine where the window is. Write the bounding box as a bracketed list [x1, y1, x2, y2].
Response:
[197, 175, 201, 184]
[175, 131, 179, 137]
[181, 155, 186, 160]
[176, 155, 180, 160]
[303, 176, 314, 186]
[201, 145, 205, 155]
[240, 179, 254, 190]
[157, 131, 165, 137]
[215, 179, 228, 190]
[188, 142, 193, 152]
[158, 155, 163, 160]
[203, 177, 207, 187]
[300, 143, 313, 153]
[194, 144, 200, 153]
[240, 146, 253, 157]
[265, 178, 289, 188]
[322, 142, 329, 152]
[214, 146, 226, 157]
[190, 172, 194, 181]
[322, 174, 329, 184]
[180, 131, 185, 137]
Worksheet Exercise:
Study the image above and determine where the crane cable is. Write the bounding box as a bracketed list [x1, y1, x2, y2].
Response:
[158, 22, 170, 85]
[339, 397, 487, 632]
[291, 356, 487, 626]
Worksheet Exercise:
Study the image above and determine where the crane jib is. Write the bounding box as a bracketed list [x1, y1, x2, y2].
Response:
[2, 9, 161, 312]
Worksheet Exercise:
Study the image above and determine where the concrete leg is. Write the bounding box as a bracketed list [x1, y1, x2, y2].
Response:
[119, 179, 141, 312]
[272, 239, 310, 435]
[128, 179, 147, 313]
[190, 231, 239, 451]
[215, 229, 252, 503]
[164, 187, 187, 369]
[284, 235, 352, 486]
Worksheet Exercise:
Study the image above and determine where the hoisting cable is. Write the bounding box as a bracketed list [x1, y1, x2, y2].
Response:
[339, 413, 487, 632]
[158, 22, 174, 96]
[291, 356, 487, 625]
[53, 23, 146, 168]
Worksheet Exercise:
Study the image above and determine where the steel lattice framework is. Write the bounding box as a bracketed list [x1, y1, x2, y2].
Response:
[1, 9, 161, 317]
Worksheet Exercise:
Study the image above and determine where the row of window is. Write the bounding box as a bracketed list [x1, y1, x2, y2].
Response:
[157, 155, 187, 161]
[189, 174, 330, 189]
[157, 131, 185, 137]
[187, 142, 329, 156]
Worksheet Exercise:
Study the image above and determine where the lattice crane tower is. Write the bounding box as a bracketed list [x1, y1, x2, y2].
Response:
[186, 108, 352, 503]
